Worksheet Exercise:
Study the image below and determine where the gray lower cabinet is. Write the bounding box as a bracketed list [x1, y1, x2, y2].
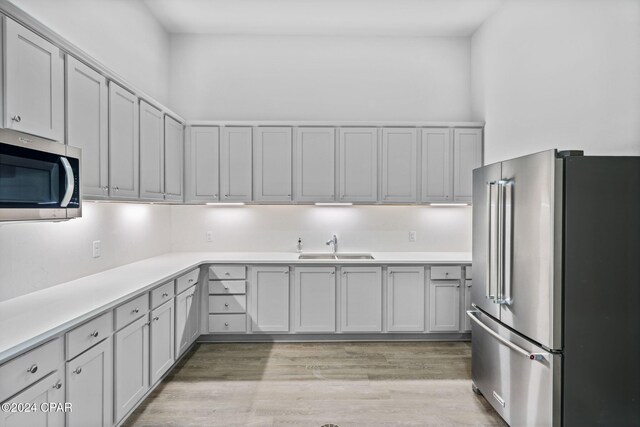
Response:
[114, 316, 149, 423]
[339, 267, 382, 332]
[66, 337, 112, 427]
[428, 281, 461, 332]
[294, 267, 336, 332]
[250, 266, 290, 332]
[462, 279, 472, 332]
[150, 300, 175, 385]
[386, 267, 425, 332]
[175, 284, 199, 356]
[0, 372, 66, 427]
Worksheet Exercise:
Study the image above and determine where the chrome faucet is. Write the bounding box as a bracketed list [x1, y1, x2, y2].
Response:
[326, 234, 338, 254]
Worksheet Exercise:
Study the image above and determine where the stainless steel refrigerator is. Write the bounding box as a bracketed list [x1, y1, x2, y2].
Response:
[469, 149, 640, 427]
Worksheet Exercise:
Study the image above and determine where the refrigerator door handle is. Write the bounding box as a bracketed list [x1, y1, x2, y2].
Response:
[496, 180, 513, 305]
[467, 310, 546, 361]
[487, 181, 498, 301]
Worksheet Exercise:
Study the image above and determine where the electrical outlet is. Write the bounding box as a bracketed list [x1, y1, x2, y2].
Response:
[206, 231, 213, 242]
[92, 240, 101, 258]
[409, 231, 417, 242]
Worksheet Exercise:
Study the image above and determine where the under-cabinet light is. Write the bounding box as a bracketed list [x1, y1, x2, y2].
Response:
[314, 202, 353, 206]
[429, 203, 470, 207]
[206, 202, 246, 206]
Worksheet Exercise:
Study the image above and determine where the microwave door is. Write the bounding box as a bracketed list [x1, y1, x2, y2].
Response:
[0, 153, 61, 208]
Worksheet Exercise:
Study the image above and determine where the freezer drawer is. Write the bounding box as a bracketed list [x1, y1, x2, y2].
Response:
[469, 310, 561, 427]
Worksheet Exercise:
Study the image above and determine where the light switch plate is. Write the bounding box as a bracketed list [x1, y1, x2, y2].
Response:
[409, 231, 417, 242]
[206, 231, 213, 242]
[92, 240, 101, 258]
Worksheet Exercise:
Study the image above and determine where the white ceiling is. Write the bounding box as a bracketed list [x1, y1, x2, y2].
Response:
[143, 0, 505, 37]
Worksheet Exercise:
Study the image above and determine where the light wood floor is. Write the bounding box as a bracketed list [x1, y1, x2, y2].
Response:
[124, 342, 506, 427]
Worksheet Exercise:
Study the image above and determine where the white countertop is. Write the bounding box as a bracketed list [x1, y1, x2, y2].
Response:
[0, 251, 471, 364]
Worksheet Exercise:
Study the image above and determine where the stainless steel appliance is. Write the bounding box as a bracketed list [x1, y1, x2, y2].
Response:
[469, 149, 640, 426]
[0, 129, 81, 221]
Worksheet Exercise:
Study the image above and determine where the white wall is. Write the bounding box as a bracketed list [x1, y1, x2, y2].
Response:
[0, 203, 172, 302]
[170, 35, 472, 121]
[471, 0, 640, 164]
[9, 0, 172, 105]
[170, 205, 472, 253]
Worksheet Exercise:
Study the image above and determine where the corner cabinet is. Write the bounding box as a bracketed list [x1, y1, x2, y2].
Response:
[186, 126, 220, 203]
[164, 116, 184, 202]
[2, 17, 64, 141]
[338, 128, 378, 202]
[295, 127, 336, 202]
[66, 56, 109, 198]
[253, 127, 293, 202]
[220, 127, 252, 202]
[108, 82, 139, 199]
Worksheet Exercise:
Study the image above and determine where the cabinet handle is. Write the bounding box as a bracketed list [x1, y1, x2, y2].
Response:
[52, 381, 62, 390]
[153, 316, 160, 321]
[132, 308, 139, 314]
[224, 303, 229, 307]
[466, 283, 472, 288]
[456, 284, 460, 288]
[162, 292, 169, 297]
[389, 271, 394, 276]
[224, 272, 230, 276]
[74, 367, 82, 375]
[188, 279, 194, 283]
[224, 194, 229, 198]
[103, 186, 109, 191]
[11, 115, 21, 123]
[330, 271, 334, 275]
[114, 187, 119, 191]
[27, 364, 38, 374]
[223, 285, 229, 290]
[224, 322, 229, 326]
[284, 270, 289, 275]
[213, 194, 218, 199]
[90, 330, 99, 338]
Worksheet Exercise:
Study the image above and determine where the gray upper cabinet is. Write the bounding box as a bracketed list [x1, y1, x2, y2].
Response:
[381, 128, 417, 203]
[139, 100, 164, 201]
[421, 128, 452, 202]
[338, 128, 378, 202]
[295, 127, 335, 202]
[108, 82, 139, 199]
[453, 128, 483, 202]
[65, 56, 108, 198]
[340, 267, 382, 332]
[253, 127, 292, 202]
[3, 17, 64, 141]
[186, 126, 219, 203]
[164, 116, 184, 202]
[221, 127, 252, 202]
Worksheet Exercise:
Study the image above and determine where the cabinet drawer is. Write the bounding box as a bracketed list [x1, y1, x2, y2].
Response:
[151, 281, 175, 308]
[65, 311, 113, 360]
[0, 338, 63, 402]
[465, 266, 473, 279]
[209, 295, 246, 314]
[430, 266, 462, 280]
[208, 280, 246, 295]
[208, 314, 246, 333]
[176, 268, 200, 295]
[209, 265, 246, 280]
[115, 293, 149, 331]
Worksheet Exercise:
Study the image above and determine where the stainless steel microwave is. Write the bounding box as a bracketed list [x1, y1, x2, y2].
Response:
[0, 129, 81, 221]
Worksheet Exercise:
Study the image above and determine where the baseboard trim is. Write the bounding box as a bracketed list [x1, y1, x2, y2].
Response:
[198, 333, 471, 343]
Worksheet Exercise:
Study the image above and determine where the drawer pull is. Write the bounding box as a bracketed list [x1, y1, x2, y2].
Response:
[153, 316, 160, 321]
[224, 272, 230, 276]
[162, 292, 169, 297]
[74, 367, 82, 374]
[467, 283, 472, 288]
[132, 308, 139, 314]
[223, 285, 229, 290]
[27, 364, 38, 374]
[11, 115, 21, 123]
[189, 279, 194, 283]
[53, 381, 62, 390]
[224, 303, 229, 307]
[224, 322, 229, 326]
[90, 331, 99, 338]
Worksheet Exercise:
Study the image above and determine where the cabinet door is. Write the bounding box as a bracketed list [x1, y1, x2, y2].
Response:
[338, 128, 378, 202]
[381, 128, 417, 203]
[251, 266, 290, 332]
[254, 127, 292, 202]
[0, 372, 65, 427]
[186, 126, 219, 203]
[421, 128, 452, 202]
[150, 300, 175, 385]
[295, 127, 335, 202]
[221, 127, 252, 202]
[340, 267, 382, 332]
[175, 285, 197, 357]
[462, 279, 472, 332]
[66, 56, 108, 198]
[453, 128, 483, 202]
[109, 82, 139, 199]
[164, 116, 184, 202]
[3, 18, 63, 141]
[139, 100, 164, 201]
[428, 281, 460, 332]
[187, 285, 200, 345]
[294, 267, 336, 332]
[114, 316, 149, 423]
[66, 337, 112, 427]
[387, 267, 425, 332]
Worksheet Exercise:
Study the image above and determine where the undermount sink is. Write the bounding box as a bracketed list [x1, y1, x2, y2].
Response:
[297, 253, 375, 260]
